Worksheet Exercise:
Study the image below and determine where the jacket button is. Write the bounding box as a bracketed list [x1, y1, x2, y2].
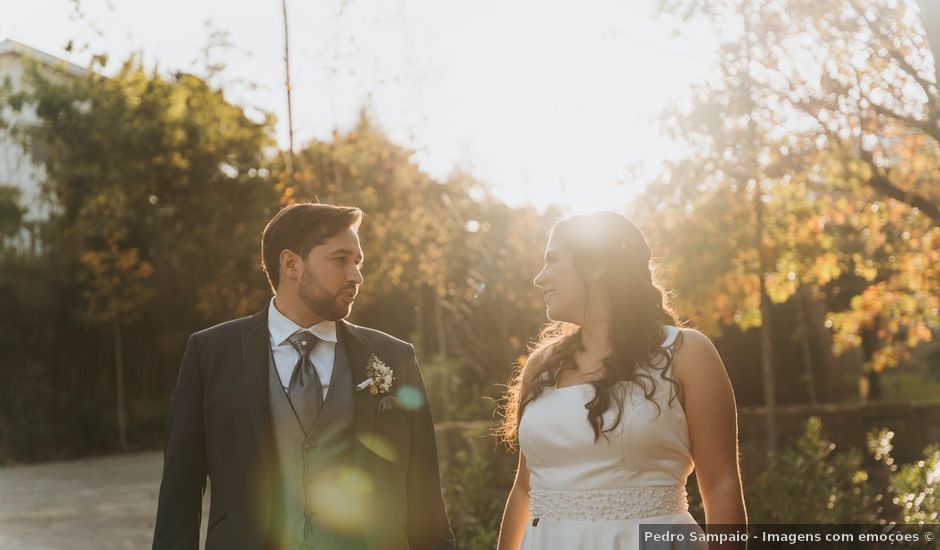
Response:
[304, 443, 315, 451]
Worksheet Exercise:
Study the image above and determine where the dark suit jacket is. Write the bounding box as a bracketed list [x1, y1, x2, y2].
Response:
[152, 308, 455, 550]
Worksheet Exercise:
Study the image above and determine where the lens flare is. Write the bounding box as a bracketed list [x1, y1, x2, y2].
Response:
[306, 466, 375, 533]
[396, 385, 425, 411]
[358, 432, 398, 463]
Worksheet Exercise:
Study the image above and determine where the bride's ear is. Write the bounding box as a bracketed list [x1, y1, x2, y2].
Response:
[585, 264, 607, 283]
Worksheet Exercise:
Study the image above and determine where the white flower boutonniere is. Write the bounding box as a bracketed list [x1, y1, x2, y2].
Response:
[360, 353, 394, 395]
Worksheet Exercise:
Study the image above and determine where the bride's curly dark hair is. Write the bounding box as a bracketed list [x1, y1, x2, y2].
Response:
[496, 211, 684, 447]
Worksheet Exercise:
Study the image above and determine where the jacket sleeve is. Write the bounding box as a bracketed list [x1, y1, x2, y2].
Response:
[152, 334, 208, 550]
[403, 343, 457, 550]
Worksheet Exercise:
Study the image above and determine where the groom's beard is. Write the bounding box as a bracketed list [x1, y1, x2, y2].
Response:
[298, 270, 352, 321]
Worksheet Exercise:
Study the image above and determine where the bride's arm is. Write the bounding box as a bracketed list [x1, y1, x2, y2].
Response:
[673, 329, 747, 539]
[497, 450, 532, 550]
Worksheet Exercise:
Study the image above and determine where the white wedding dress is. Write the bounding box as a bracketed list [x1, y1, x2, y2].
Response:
[518, 325, 707, 549]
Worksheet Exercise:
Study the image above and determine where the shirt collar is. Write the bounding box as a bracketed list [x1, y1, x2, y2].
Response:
[267, 297, 338, 347]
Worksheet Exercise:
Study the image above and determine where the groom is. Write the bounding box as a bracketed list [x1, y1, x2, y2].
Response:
[153, 203, 455, 550]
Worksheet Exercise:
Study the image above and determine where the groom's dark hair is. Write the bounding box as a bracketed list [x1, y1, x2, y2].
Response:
[261, 202, 364, 291]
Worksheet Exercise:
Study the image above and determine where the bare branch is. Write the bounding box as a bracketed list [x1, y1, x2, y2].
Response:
[857, 86, 940, 143]
[858, 148, 940, 226]
[917, 0, 940, 90]
[846, 0, 938, 117]
[791, 99, 940, 226]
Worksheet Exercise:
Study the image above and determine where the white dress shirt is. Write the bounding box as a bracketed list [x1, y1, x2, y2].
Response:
[267, 297, 337, 401]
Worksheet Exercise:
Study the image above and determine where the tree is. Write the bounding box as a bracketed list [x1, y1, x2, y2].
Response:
[287, 114, 553, 419]
[652, 0, 939, 394]
[77, 191, 153, 450]
[12, 54, 278, 452]
[0, 186, 25, 243]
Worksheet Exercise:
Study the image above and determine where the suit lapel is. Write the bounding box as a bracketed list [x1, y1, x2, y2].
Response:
[338, 319, 377, 470]
[242, 308, 276, 469]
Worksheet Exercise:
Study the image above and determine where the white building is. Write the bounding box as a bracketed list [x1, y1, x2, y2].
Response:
[0, 39, 84, 252]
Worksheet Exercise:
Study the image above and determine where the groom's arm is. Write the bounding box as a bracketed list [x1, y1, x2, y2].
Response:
[153, 334, 208, 550]
[402, 343, 456, 550]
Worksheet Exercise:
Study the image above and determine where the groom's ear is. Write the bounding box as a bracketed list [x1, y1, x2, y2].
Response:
[280, 249, 301, 281]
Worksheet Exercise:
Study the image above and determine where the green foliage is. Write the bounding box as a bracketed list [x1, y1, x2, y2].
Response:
[443, 429, 517, 550]
[0, 55, 280, 458]
[0, 360, 58, 462]
[839, 370, 940, 403]
[650, 0, 940, 370]
[0, 250, 63, 461]
[746, 416, 883, 522]
[437, 417, 940, 547]
[19, 55, 279, 323]
[289, 117, 552, 417]
[422, 356, 498, 422]
[0, 54, 556, 459]
[0, 186, 25, 241]
[889, 443, 940, 523]
[866, 425, 940, 524]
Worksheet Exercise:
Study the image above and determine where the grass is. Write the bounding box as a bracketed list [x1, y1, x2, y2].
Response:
[840, 370, 940, 403]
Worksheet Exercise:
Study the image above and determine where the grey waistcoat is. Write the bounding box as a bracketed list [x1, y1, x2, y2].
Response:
[267, 336, 358, 549]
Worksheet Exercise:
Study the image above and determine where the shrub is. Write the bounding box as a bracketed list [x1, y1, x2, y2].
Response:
[889, 443, 940, 523]
[443, 427, 516, 550]
[745, 416, 883, 523]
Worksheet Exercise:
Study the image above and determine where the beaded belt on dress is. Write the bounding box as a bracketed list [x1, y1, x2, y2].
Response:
[529, 485, 689, 521]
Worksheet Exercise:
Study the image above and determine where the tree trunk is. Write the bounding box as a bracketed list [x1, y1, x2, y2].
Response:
[796, 286, 819, 405]
[281, 0, 297, 181]
[413, 285, 424, 355]
[802, 287, 841, 403]
[433, 291, 447, 358]
[114, 317, 128, 451]
[743, 0, 777, 454]
[757, 252, 777, 453]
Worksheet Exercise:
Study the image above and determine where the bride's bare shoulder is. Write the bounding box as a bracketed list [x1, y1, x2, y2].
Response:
[672, 325, 710, 349]
[670, 327, 730, 395]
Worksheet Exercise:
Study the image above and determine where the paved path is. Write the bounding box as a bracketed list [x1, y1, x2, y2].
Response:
[0, 451, 207, 550]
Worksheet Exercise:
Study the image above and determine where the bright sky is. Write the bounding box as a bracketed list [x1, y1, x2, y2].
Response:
[3, 0, 719, 214]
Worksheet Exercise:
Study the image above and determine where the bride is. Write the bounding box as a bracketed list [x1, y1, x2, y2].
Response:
[496, 211, 747, 549]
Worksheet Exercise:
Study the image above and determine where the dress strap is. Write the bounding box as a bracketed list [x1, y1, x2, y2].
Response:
[662, 325, 681, 349]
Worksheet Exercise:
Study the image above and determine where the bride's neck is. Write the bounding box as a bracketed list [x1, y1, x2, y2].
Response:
[578, 321, 612, 363]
